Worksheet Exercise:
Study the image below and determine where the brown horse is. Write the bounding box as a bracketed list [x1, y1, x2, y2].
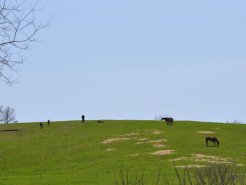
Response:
[161, 117, 174, 126]
[205, 137, 219, 147]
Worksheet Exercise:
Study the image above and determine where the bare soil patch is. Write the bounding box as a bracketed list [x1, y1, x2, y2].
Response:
[175, 164, 207, 168]
[101, 137, 135, 144]
[146, 139, 167, 143]
[135, 141, 144, 145]
[197, 131, 215, 134]
[192, 154, 230, 163]
[105, 148, 115, 152]
[119, 133, 139, 137]
[170, 154, 231, 164]
[170, 156, 188, 161]
[136, 138, 167, 145]
[152, 130, 162, 135]
[128, 153, 139, 157]
[138, 138, 148, 141]
[236, 164, 245, 167]
[102, 133, 139, 144]
[151, 150, 174, 156]
[153, 144, 166, 148]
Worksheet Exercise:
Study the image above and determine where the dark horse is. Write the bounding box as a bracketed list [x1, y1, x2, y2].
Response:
[40, 122, 43, 129]
[205, 137, 219, 147]
[161, 117, 174, 126]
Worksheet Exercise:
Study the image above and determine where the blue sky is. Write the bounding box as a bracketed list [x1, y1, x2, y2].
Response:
[1, 0, 246, 123]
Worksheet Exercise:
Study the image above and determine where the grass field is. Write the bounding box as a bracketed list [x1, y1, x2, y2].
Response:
[0, 120, 245, 185]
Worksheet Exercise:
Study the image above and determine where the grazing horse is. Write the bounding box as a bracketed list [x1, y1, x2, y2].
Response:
[161, 117, 174, 126]
[205, 137, 219, 147]
[40, 122, 44, 129]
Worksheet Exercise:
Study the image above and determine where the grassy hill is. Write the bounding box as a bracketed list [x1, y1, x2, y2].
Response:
[0, 120, 245, 185]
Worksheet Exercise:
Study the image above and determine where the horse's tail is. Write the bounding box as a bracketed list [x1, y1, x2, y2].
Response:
[205, 137, 208, 146]
[216, 139, 219, 147]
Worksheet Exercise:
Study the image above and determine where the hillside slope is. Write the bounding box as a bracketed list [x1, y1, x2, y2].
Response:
[0, 120, 245, 185]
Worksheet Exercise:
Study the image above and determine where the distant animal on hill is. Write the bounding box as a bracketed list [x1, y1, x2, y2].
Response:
[40, 122, 43, 129]
[205, 137, 219, 147]
[81, 115, 85, 123]
[97, 120, 104, 123]
[48, 120, 50, 126]
[161, 117, 174, 126]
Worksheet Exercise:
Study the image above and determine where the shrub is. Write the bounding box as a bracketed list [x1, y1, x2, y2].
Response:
[114, 162, 246, 185]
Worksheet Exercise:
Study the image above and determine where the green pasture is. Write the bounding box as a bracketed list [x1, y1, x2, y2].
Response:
[0, 120, 245, 185]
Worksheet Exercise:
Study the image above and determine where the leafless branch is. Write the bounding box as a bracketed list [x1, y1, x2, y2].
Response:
[0, 0, 48, 84]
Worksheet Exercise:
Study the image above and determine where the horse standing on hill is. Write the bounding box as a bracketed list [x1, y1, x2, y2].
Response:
[205, 137, 219, 147]
[40, 122, 43, 129]
[161, 117, 174, 126]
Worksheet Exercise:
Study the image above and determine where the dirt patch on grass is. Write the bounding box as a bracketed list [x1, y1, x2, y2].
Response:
[171, 154, 231, 164]
[119, 133, 139, 137]
[192, 154, 230, 163]
[146, 139, 167, 143]
[101, 137, 136, 144]
[153, 144, 166, 148]
[175, 164, 207, 168]
[135, 141, 144, 145]
[151, 150, 174, 156]
[170, 156, 188, 161]
[102, 133, 140, 144]
[136, 138, 167, 145]
[138, 138, 148, 141]
[152, 130, 162, 135]
[170, 154, 244, 169]
[197, 131, 215, 134]
[128, 153, 139, 157]
[105, 148, 115, 152]
[135, 138, 148, 145]
[237, 164, 245, 167]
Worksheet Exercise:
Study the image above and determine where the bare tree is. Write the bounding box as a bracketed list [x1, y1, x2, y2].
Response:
[0, 106, 16, 123]
[0, 0, 48, 84]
